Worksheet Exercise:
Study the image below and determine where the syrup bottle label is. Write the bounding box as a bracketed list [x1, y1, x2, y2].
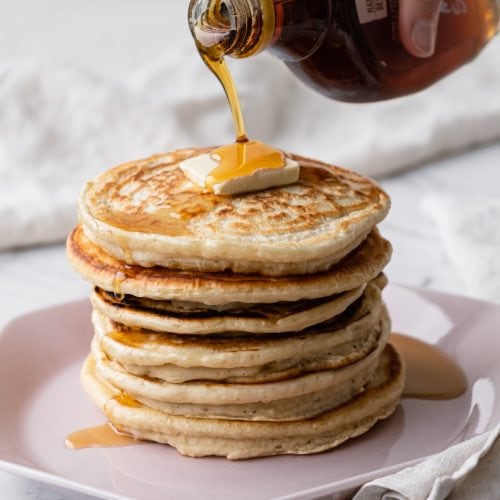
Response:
[355, 0, 389, 24]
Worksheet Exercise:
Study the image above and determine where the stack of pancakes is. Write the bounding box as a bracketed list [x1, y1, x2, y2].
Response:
[67, 148, 405, 459]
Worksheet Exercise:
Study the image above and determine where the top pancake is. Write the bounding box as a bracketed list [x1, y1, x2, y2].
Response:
[79, 148, 390, 276]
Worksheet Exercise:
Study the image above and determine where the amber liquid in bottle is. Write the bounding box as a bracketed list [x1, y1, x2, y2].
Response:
[269, 0, 499, 101]
[191, 0, 499, 103]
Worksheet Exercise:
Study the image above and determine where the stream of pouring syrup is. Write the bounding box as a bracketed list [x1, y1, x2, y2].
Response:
[195, 27, 286, 186]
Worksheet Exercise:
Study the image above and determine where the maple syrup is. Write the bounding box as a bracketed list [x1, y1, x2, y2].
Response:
[201, 53, 248, 142]
[391, 333, 467, 399]
[189, 0, 499, 102]
[207, 140, 285, 187]
[112, 271, 127, 300]
[66, 392, 146, 449]
[91, 187, 220, 237]
[190, 1, 287, 184]
[65, 423, 140, 450]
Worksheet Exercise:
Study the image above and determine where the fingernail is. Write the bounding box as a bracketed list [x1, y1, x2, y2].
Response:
[411, 19, 437, 57]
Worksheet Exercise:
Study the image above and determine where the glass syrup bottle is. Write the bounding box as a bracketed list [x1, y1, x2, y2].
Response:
[189, 0, 499, 102]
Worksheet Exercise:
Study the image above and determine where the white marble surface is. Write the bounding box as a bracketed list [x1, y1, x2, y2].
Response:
[1, 140, 499, 499]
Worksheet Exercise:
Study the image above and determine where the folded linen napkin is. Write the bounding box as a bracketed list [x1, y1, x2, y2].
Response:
[1, 39, 500, 250]
[354, 195, 500, 499]
[354, 425, 500, 500]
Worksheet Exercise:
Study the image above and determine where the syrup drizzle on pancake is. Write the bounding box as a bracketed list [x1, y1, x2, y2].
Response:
[206, 140, 286, 188]
[92, 177, 221, 238]
[112, 271, 127, 301]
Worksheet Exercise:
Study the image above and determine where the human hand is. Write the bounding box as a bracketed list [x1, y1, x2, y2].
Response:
[399, 0, 444, 57]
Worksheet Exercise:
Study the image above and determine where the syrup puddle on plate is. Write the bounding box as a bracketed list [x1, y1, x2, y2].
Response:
[390, 333, 467, 400]
[65, 423, 142, 450]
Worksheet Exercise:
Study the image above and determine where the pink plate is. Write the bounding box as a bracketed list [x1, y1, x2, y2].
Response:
[0, 284, 499, 500]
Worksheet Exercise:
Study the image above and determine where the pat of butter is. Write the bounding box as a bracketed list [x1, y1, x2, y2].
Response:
[179, 154, 300, 195]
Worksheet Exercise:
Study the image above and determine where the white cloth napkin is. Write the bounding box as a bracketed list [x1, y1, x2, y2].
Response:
[422, 195, 500, 303]
[354, 194, 500, 499]
[1, 37, 500, 250]
[354, 425, 500, 500]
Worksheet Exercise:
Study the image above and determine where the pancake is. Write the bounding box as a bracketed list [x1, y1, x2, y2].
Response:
[93, 309, 390, 388]
[94, 344, 382, 406]
[90, 282, 366, 334]
[94, 283, 386, 372]
[121, 323, 382, 384]
[67, 226, 392, 305]
[81, 343, 405, 459]
[94, 271, 388, 313]
[92, 328, 387, 420]
[78, 148, 390, 276]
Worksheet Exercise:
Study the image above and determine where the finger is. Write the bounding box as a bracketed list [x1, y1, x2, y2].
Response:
[399, 0, 443, 57]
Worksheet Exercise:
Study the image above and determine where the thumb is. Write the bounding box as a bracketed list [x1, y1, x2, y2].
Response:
[399, 0, 443, 57]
